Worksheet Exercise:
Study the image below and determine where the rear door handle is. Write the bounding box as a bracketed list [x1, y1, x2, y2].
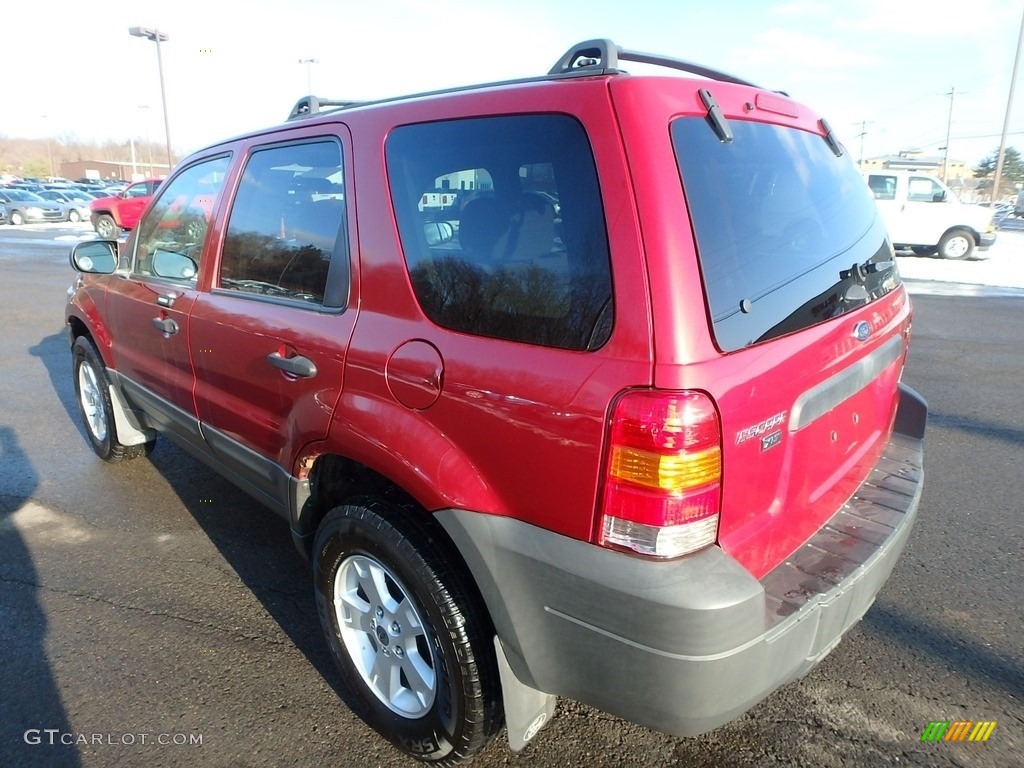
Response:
[151, 317, 179, 335]
[266, 351, 317, 378]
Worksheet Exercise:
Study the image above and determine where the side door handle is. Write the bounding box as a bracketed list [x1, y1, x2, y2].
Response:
[151, 317, 179, 335]
[266, 351, 317, 378]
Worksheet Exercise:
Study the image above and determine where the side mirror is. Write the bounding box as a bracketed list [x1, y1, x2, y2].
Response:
[70, 241, 118, 274]
[152, 248, 198, 281]
[424, 221, 454, 246]
[932, 191, 947, 203]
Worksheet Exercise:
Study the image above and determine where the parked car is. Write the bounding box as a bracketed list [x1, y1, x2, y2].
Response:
[0, 188, 65, 224]
[89, 179, 162, 238]
[37, 189, 92, 222]
[863, 170, 996, 259]
[0, 202, 7, 225]
[66, 39, 927, 765]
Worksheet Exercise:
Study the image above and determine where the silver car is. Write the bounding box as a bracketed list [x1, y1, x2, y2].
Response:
[0, 189, 65, 225]
[38, 188, 93, 223]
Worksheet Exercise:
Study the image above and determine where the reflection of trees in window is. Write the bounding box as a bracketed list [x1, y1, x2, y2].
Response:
[410, 256, 611, 350]
[221, 230, 330, 303]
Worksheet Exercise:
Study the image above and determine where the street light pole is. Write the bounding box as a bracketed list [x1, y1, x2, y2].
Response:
[129, 26, 173, 173]
[992, 5, 1024, 205]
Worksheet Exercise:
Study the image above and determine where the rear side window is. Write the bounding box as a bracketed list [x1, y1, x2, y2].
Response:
[387, 115, 614, 351]
[673, 119, 898, 352]
[220, 140, 346, 307]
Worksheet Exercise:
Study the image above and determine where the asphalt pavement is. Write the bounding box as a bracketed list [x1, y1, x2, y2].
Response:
[0, 222, 1021, 767]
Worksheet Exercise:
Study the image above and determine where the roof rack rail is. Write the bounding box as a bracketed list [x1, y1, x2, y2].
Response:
[287, 95, 364, 122]
[549, 38, 761, 89]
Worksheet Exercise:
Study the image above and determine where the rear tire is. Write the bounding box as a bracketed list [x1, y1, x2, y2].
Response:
[10, 210, 24, 226]
[938, 228, 975, 260]
[72, 336, 153, 462]
[313, 500, 502, 765]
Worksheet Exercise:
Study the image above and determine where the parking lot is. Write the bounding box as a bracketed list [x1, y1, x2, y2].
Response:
[1, 222, 1021, 767]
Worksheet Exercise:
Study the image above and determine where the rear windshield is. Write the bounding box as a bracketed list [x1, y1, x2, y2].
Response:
[672, 118, 897, 352]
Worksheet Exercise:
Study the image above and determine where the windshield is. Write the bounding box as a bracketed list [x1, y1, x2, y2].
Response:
[672, 118, 898, 352]
[11, 190, 45, 202]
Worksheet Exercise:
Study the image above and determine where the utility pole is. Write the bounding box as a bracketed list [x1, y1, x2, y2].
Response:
[941, 87, 965, 185]
[42, 115, 53, 177]
[992, 5, 1024, 205]
[855, 120, 872, 167]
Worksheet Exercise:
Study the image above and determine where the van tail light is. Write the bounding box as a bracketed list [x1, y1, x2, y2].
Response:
[597, 390, 721, 558]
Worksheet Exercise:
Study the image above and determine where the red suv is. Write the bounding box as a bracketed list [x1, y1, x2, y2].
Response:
[66, 40, 926, 764]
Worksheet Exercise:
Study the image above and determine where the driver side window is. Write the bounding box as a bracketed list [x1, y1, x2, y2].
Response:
[132, 155, 231, 282]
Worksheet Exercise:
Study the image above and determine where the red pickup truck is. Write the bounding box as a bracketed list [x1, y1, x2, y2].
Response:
[89, 178, 162, 238]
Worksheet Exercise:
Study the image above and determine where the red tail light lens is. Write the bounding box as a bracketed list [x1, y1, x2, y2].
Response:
[598, 390, 721, 558]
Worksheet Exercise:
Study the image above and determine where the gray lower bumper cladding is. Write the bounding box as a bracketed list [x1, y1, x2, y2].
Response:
[437, 384, 926, 742]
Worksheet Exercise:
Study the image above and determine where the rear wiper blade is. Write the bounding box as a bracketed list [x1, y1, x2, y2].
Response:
[840, 259, 894, 283]
[699, 88, 733, 143]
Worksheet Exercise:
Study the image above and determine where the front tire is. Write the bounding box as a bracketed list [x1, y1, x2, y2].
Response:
[72, 336, 152, 462]
[94, 213, 118, 239]
[313, 501, 502, 765]
[938, 228, 975, 260]
[68, 209, 82, 223]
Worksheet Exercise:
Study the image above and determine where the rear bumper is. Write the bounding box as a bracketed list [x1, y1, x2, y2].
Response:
[438, 384, 926, 737]
[978, 231, 996, 250]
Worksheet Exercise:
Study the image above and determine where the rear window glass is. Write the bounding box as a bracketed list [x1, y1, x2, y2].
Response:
[387, 115, 614, 351]
[672, 119, 898, 352]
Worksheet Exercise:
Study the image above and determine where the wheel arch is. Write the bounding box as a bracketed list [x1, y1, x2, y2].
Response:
[67, 306, 115, 369]
[293, 447, 490, 557]
[291, 402, 504, 560]
[942, 224, 979, 243]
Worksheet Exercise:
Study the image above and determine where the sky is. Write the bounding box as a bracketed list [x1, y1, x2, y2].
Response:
[2, 0, 1022, 169]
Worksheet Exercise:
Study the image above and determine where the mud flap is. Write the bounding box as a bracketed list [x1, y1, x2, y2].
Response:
[494, 637, 556, 751]
[107, 384, 156, 446]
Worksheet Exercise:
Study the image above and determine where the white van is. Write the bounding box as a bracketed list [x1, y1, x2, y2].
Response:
[863, 170, 996, 259]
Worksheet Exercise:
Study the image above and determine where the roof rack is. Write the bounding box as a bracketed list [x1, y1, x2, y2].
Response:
[287, 95, 364, 121]
[284, 39, 763, 123]
[548, 38, 761, 88]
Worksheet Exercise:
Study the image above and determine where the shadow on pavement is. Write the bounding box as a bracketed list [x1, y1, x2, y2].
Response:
[927, 410, 1024, 448]
[144, 440, 367, 721]
[863, 602, 1024, 700]
[28, 330, 83, 442]
[28, 327, 368, 729]
[0, 426, 82, 767]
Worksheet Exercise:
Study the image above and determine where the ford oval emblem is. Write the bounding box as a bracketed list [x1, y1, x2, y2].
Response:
[853, 321, 871, 342]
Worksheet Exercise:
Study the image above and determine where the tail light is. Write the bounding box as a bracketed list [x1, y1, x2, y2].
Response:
[597, 390, 721, 558]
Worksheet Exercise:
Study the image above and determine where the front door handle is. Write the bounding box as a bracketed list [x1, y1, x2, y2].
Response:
[266, 351, 317, 378]
[151, 317, 179, 335]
